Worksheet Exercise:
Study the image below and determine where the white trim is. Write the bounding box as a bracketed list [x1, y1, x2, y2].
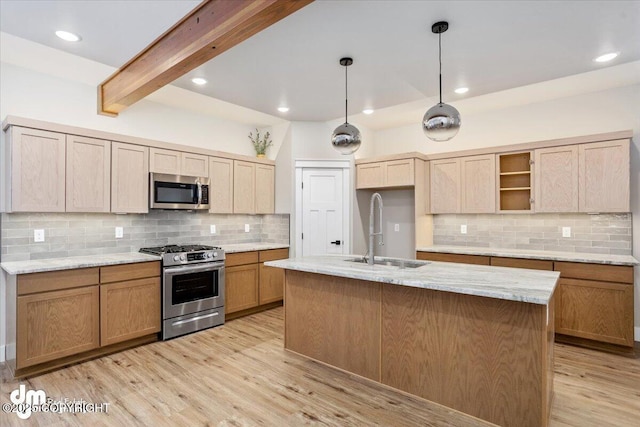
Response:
[0, 345, 4, 363]
[635, 326, 640, 343]
[295, 159, 351, 258]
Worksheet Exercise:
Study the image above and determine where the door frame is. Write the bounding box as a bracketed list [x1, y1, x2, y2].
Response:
[295, 160, 351, 258]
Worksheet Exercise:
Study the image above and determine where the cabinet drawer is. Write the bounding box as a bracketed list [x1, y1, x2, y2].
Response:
[100, 261, 160, 284]
[490, 257, 553, 271]
[416, 252, 490, 265]
[554, 262, 633, 284]
[18, 267, 99, 295]
[259, 248, 289, 262]
[226, 251, 259, 267]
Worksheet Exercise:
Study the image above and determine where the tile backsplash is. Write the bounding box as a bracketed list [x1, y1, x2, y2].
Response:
[433, 213, 632, 255]
[0, 211, 289, 262]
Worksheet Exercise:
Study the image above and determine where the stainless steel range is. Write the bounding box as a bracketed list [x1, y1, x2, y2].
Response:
[140, 244, 225, 340]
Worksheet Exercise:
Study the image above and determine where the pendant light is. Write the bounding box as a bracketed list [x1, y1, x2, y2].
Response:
[423, 21, 461, 142]
[331, 57, 361, 155]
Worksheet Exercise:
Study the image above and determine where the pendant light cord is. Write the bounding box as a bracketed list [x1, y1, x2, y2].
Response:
[438, 31, 442, 105]
[345, 64, 349, 124]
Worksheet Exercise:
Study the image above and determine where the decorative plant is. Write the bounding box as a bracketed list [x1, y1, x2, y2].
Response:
[248, 128, 273, 155]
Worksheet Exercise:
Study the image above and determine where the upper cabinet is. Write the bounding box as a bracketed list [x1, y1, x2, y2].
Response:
[111, 142, 149, 214]
[578, 139, 630, 213]
[356, 159, 415, 189]
[150, 148, 209, 177]
[233, 160, 256, 214]
[66, 135, 111, 213]
[461, 155, 495, 214]
[209, 156, 234, 214]
[534, 146, 578, 213]
[255, 164, 275, 214]
[496, 152, 532, 212]
[430, 158, 460, 214]
[7, 127, 66, 212]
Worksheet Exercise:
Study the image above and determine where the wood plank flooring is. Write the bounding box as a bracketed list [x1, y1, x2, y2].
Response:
[1, 306, 639, 426]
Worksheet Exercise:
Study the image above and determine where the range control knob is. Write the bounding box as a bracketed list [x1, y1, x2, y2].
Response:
[180, 255, 186, 261]
[207, 252, 213, 258]
[173, 255, 180, 262]
[213, 252, 218, 258]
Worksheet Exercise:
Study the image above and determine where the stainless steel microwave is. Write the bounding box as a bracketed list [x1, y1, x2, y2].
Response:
[150, 173, 210, 210]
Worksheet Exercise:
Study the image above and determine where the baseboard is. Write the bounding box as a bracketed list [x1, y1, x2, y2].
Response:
[0, 345, 5, 363]
[635, 326, 640, 343]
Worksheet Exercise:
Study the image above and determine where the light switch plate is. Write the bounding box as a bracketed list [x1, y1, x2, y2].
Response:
[210, 225, 216, 234]
[460, 225, 467, 234]
[562, 227, 571, 238]
[115, 227, 124, 238]
[34, 229, 45, 242]
[244, 224, 250, 233]
[394, 224, 400, 232]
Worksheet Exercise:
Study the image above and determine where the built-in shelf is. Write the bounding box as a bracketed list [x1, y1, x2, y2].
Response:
[499, 171, 531, 176]
[500, 187, 531, 191]
[498, 152, 532, 211]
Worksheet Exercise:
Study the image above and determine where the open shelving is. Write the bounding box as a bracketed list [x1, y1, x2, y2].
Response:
[498, 152, 532, 211]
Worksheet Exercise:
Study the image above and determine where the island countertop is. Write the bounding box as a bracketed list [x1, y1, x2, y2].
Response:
[266, 255, 559, 305]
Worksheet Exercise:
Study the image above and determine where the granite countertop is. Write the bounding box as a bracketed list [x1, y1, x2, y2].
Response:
[1, 253, 162, 275]
[221, 243, 289, 253]
[266, 255, 559, 305]
[415, 245, 639, 266]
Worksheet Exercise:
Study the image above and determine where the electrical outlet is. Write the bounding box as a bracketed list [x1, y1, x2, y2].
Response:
[210, 225, 216, 234]
[460, 225, 467, 234]
[394, 224, 400, 232]
[115, 227, 123, 238]
[562, 227, 571, 238]
[244, 224, 250, 233]
[34, 229, 45, 242]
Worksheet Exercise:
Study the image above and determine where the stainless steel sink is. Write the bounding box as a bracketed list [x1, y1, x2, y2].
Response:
[345, 257, 430, 269]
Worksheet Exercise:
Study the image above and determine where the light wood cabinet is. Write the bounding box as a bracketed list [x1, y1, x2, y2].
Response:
[226, 263, 260, 314]
[258, 248, 289, 305]
[497, 151, 532, 212]
[356, 159, 414, 189]
[17, 286, 100, 368]
[534, 146, 579, 212]
[578, 139, 630, 213]
[233, 160, 256, 214]
[416, 251, 490, 265]
[111, 142, 149, 213]
[460, 154, 495, 213]
[209, 157, 234, 213]
[8, 127, 66, 212]
[256, 164, 275, 214]
[430, 158, 460, 213]
[66, 135, 111, 212]
[150, 148, 209, 177]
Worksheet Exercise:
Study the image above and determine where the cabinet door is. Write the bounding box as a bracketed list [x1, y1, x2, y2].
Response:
[66, 135, 111, 212]
[534, 146, 578, 212]
[259, 263, 284, 304]
[111, 142, 149, 213]
[579, 139, 630, 212]
[255, 164, 275, 214]
[149, 148, 180, 174]
[430, 158, 460, 213]
[555, 278, 633, 346]
[209, 157, 233, 213]
[100, 277, 161, 346]
[10, 127, 66, 212]
[356, 163, 384, 189]
[460, 155, 495, 213]
[17, 286, 99, 368]
[385, 159, 414, 187]
[181, 152, 209, 177]
[233, 160, 256, 214]
[226, 264, 259, 313]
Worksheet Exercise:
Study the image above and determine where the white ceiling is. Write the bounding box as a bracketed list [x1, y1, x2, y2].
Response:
[1, 0, 639, 123]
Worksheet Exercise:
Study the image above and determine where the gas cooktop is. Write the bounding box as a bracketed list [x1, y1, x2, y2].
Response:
[139, 244, 221, 255]
[140, 244, 224, 266]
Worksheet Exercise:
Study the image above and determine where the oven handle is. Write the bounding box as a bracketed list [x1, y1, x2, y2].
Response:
[172, 311, 219, 327]
[164, 263, 224, 275]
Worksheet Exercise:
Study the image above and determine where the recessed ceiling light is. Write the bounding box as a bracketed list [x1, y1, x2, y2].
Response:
[454, 87, 469, 94]
[593, 52, 619, 63]
[191, 77, 207, 85]
[362, 109, 374, 115]
[277, 106, 289, 113]
[55, 30, 81, 42]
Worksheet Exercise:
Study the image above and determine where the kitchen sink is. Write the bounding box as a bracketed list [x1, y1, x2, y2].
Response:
[345, 257, 430, 269]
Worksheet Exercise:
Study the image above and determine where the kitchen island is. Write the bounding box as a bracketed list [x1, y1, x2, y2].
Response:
[265, 256, 559, 427]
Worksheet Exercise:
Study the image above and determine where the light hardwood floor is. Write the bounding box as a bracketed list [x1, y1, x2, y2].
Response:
[1, 307, 639, 426]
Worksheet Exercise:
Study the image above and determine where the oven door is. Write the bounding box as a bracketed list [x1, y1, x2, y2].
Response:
[163, 263, 224, 319]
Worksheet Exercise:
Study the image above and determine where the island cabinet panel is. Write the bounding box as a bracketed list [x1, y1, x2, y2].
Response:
[225, 263, 259, 314]
[209, 156, 233, 213]
[534, 145, 579, 212]
[66, 135, 111, 212]
[381, 284, 552, 427]
[416, 251, 490, 265]
[284, 270, 381, 381]
[17, 286, 100, 369]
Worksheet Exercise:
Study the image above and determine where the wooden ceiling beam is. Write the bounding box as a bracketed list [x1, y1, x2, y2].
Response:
[98, 0, 313, 116]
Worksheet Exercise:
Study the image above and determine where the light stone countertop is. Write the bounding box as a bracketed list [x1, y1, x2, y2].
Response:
[416, 246, 639, 266]
[265, 255, 559, 305]
[221, 243, 289, 253]
[1, 253, 162, 275]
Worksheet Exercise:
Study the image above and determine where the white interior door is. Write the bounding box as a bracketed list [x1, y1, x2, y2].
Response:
[302, 168, 344, 256]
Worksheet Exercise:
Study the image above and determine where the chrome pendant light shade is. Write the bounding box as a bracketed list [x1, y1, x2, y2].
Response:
[423, 21, 461, 142]
[332, 57, 361, 155]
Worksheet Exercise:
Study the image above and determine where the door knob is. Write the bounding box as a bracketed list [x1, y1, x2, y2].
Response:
[330, 240, 341, 245]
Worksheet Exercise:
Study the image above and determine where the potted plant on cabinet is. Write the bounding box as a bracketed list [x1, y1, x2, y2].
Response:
[249, 129, 272, 158]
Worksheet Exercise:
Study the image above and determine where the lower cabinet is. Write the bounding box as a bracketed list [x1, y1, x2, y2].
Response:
[226, 263, 260, 313]
[416, 251, 490, 265]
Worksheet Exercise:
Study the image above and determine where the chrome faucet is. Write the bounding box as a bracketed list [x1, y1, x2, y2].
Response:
[368, 192, 384, 265]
